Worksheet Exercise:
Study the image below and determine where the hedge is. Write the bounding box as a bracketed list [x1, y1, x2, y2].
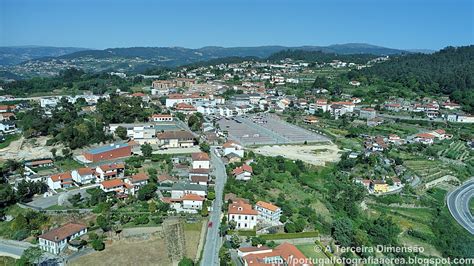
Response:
[259, 231, 319, 240]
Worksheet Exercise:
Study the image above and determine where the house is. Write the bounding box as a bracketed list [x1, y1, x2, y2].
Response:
[372, 180, 388, 193]
[175, 103, 197, 114]
[430, 129, 452, 140]
[190, 175, 209, 186]
[158, 174, 178, 185]
[83, 143, 131, 162]
[171, 182, 207, 198]
[71, 167, 96, 184]
[0, 112, 15, 121]
[359, 108, 376, 119]
[0, 105, 15, 113]
[367, 117, 384, 127]
[392, 177, 402, 187]
[388, 134, 402, 144]
[228, 198, 258, 230]
[125, 173, 149, 191]
[48, 172, 73, 190]
[240, 242, 312, 266]
[156, 130, 195, 148]
[0, 121, 16, 134]
[24, 159, 54, 168]
[233, 164, 253, 181]
[255, 201, 282, 225]
[414, 133, 435, 145]
[226, 153, 242, 163]
[150, 114, 173, 122]
[192, 152, 210, 169]
[100, 179, 133, 195]
[39, 223, 87, 255]
[237, 246, 272, 258]
[181, 193, 205, 213]
[222, 141, 244, 158]
[303, 116, 318, 124]
[95, 163, 125, 181]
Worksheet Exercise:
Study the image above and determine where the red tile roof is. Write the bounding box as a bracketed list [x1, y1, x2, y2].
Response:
[256, 201, 280, 212]
[233, 164, 253, 176]
[130, 172, 149, 182]
[228, 199, 258, 215]
[192, 152, 209, 161]
[39, 223, 87, 243]
[182, 193, 205, 201]
[101, 179, 125, 189]
[50, 172, 72, 182]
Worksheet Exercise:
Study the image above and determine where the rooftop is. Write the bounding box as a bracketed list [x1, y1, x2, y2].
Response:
[87, 143, 129, 155]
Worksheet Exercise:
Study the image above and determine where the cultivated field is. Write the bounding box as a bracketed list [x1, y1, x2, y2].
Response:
[438, 141, 473, 162]
[253, 143, 341, 166]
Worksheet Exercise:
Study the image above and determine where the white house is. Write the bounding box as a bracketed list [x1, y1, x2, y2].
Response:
[232, 165, 253, 181]
[95, 163, 125, 181]
[222, 141, 244, 158]
[39, 223, 87, 255]
[100, 179, 133, 195]
[227, 198, 258, 230]
[181, 193, 205, 212]
[192, 152, 210, 169]
[71, 168, 96, 184]
[125, 173, 149, 192]
[255, 201, 282, 225]
[47, 172, 73, 190]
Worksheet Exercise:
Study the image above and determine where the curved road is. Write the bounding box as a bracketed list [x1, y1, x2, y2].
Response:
[447, 178, 474, 235]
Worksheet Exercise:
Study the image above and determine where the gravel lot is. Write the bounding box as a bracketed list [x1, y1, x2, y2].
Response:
[253, 143, 341, 166]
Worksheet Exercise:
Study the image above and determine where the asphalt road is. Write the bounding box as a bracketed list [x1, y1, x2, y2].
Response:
[26, 184, 99, 209]
[200, 147, 227, 266]
[447, 178, 474, 235]
[0, 239, 35, 259]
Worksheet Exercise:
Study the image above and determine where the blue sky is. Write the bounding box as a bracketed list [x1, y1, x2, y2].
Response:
[1, 0, 473, 50]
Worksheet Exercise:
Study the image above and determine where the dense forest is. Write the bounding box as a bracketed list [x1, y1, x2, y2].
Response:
[349, 46, 474, 112]
[0, 68, 144, 96]
[267, 50, 378, 64]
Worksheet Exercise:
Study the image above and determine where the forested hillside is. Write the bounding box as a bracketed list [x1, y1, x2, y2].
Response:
[349, 46, 474, 112]
[267, 50, 378, 64]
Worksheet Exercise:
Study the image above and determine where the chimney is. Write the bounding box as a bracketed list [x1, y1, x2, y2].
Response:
[55, 236, 59, 241]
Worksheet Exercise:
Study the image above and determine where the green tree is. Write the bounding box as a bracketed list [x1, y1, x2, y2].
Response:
[137, 183, 157, 201]
[178, 257, 194, 266]
[141, 143, 153, 158]
[115, 126, 128, 140]
[96, 215, 110, 232]
[332, 217, 354, 247]
[91, 239, 105, 251]
[17, 246, 43, 265]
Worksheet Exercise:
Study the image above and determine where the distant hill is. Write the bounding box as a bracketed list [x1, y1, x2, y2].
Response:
[53, 43, 407, 62]
[0, 43, 410, 78]
[0, 46, 89, 66]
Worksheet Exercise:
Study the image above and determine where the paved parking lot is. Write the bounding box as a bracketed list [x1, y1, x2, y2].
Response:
[217, 114, 328, 146]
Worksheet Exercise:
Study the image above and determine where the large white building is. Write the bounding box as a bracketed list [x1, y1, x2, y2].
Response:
[71, 167, 96, 184]
[228, 198, 258, 230]
[38, 223, 87, 255]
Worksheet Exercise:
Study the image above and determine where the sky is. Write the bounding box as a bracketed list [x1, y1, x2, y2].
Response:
[0, 0, 473, 50]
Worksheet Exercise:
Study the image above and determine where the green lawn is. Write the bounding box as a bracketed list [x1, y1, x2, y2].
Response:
[55, 158, 83, 171]
[0, 134, 20, 149]
[296, 243, 332, 264]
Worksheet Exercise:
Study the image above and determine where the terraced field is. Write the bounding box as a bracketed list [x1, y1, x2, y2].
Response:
[439, 141, 473, 162]
[404, 160, 454, 184]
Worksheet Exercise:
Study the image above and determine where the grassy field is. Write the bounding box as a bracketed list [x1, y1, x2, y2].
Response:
[71, 221, 203, 266]
[0, 256, 16, 266]
[296, 244, 332, 264]
[70, 236, 172, 266]
[404, 159, 454, 184]
[55, 158, 83, 171]
[0, 134, 20, 149]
